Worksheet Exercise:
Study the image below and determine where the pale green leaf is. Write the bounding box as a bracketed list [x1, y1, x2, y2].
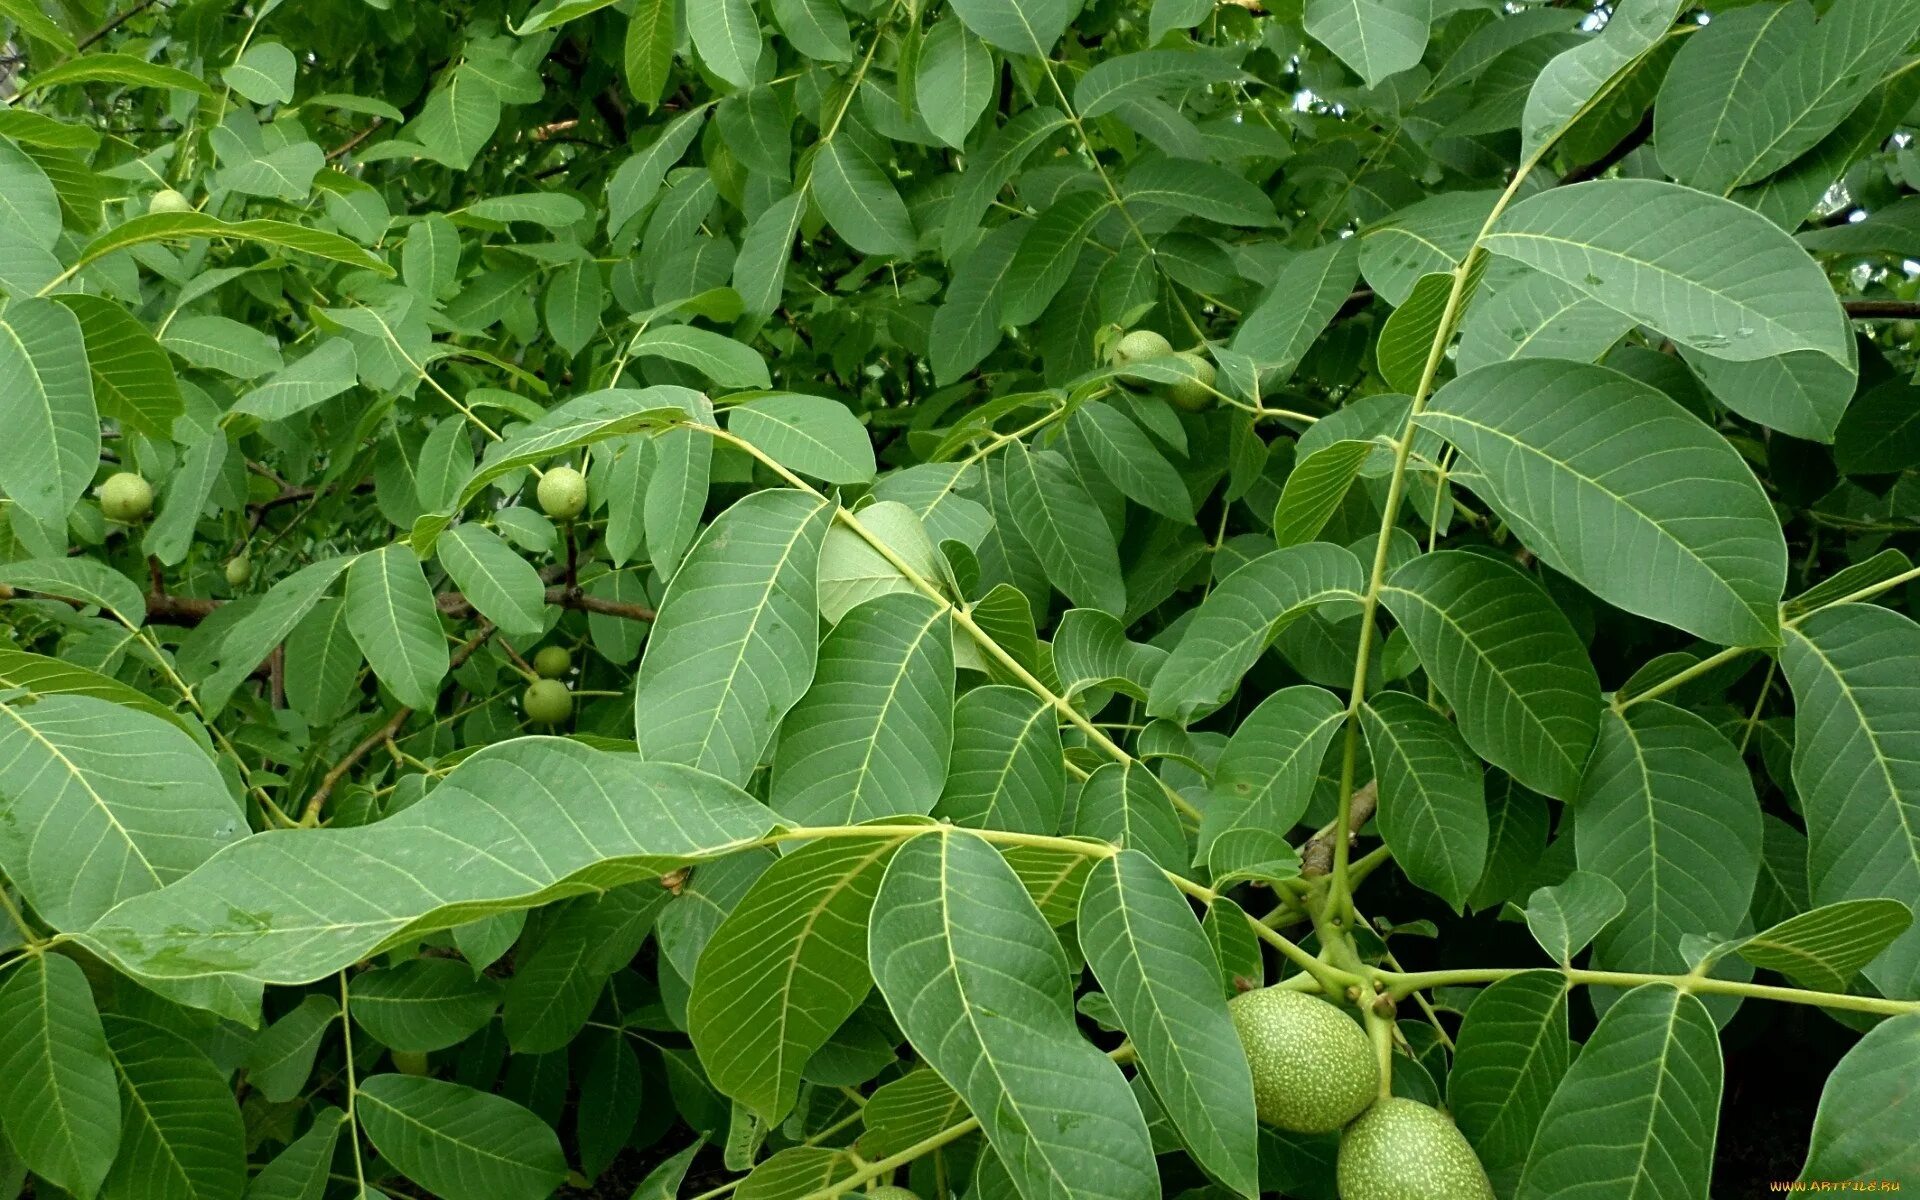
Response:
[101, 1014, 246, 1200]
[437, 524, 547, 639]
[633, 489, 832, 786]
[1417, 360, 1786, 647]
[345, 544, 448, 710]
[1522, 870, 1627, 965]
[0, 298, 97, 528]
[0, 954, 121, 1198]
[80, 738, 776, 987]
[1304, 0, 1430, 89]
[934, 684, 1065, 834]
[1516, 984, 1720, 1200]
[1798, 1011, 1920, 1186]
[687, 0, 762, 88]
[225, 41, 297, 105]
[626, 326, 770, 389]
[728, 393, 875, 484]
[1361, 691, 1487, 913]
[869, 832, 1158, 1200]
[356, 1075, 566, 1200]
[0, 694, 240, 931]
[1078, 850, 1260, 1199]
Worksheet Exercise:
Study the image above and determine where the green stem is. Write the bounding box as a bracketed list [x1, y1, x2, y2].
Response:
[338, 972, 370, 1196]
[1380, 965, 1920, 1017]
[1613, 643, 1755, 711]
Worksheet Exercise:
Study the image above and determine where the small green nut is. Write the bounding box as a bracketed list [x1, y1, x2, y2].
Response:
[147, 188, 194, 215]
[1893, 319, 1919, 343]
[224, 555, 252, 587]
[523, 678, 572, 725]
[863, 1190, 921, 1200]
[1109, 328, 1174, 368]
[533, 645, 572, 679]
[390, 1049, 432, 1076]
[537, 466, 588, 520]
[100, 472, 154, 523]
[1337, 1097, 1494, 1200]
[1229, 987, 1379, 1133]
[1164, 351, 1217, 411]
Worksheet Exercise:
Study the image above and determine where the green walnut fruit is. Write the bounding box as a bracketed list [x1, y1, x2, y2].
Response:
[533, 645, 572, 678]
[100, 472, 154, 523]
[390, 1049, 431, 1076]
[523, 678, 572, 724]
[1164, 352, 1217, 412]
[537, 465, 588, 520]
[1893, 319, 1919, 343]
[147, 188, 194, 215]
[1229, 987, 1379, 1133]
[863, 1190, 920, 1200]
[224, 555, 252, 587]
[1337, 1098, 1494, 1200]
[1109, 328, 1174, 367]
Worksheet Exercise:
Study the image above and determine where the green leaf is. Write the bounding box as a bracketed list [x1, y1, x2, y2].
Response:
[1205, 685, 1345, 859]
[1078, 850, 1260, 1199]
[0, 136, 61, 250]
[1662, 0, 1920, 193]
[1417, 360, 1786, 647]
[0, 647, 196, 737]
[1575, 703, 1761, 979]
[246, 1108, 344, 1200]
[1782, 604, 1920, 999]
[1482, 179, 1851, 366]
[1799, 1011, 1920, 1187]
[1052, 608, 1167, 702]
[1270, 440, 1371, 549]
[0, 953, 121, 1198]
[350, 959, 503, 1052]
[687, 0, 762, 88]
[245, 995, 338, 1103]
[1361, 691, 1488, 913]
[869, 832, 1158, 1200]
[1148, 542, 1365, 719]
[1074, 48, 1246, 120]
[0, 694, 240, 931]
[633, 489, 833, 786]
[1120, 157, 1276, 227]
[229, 338, 358, 423]
[1682, 346, 1857, 444]
[918, 15, 995, 149]
[734, 191, 806, 318]
[1067, 401, 1192, 523]
[0, 0, 75, 53]
[811, 140, 916, 258]
[143, 433, 229, 567]
[934, 684, 1065, 834]
[502, 885, 664, 1052]
[859, 1069, 966, 1159]
[727, 393, 876, 484]
[20, 52, 214, 97]
[690, 831, 911, 1123]
[345, 544, 449, 710]
[512, 0, 623, 35]
[626, 326, 770, 390]
[101, 1014, 246, 1200]
[162, 314, 282, 379]
[437, 524, 546, 639]
[0, 298, 98, 528]
[769, 593, 952, 825]
[1006, 441, 1125, 615]
[942, 108, 1070, 260]
[1447, 971, 1571, 1198]
[624, 0, 677, 108]
[225, 41, 297, 105]
[68, 211, 393, 278]
[50, 294, 183, 440]
[771, 0, 851, 61]
[1381, 550, 1601, 800]
[1728, 899, 1914, 995]
[0, 556, 146, 628]
[947, 0, 1073, 57]
[1003, 193, 1112, 326]
[1516, 984, 1721, 1200]
[543, 259, 604, 358]
[1376, 270, 1458, 395]
[1304, 0, 1430, 89]
[200, 557, 355, 716]
[1230, 240, 1359, 384]
[1073, 760, 1187, 873]
[1455, 268, 1633, 375]
[1522, 870, 1627, 965]
[931, 219, 1027, 385]
[80, 739, 775, 987]
[355, 1074, 567, 1200]
[1520, 0, 1684, 162]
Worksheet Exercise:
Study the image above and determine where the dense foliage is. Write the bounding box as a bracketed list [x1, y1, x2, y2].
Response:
[1, 0, 1919, 1196]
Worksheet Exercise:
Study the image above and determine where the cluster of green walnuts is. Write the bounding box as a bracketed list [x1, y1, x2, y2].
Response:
[1231, 988, 1492, 1199]
[1109, 328, 1219, 411]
